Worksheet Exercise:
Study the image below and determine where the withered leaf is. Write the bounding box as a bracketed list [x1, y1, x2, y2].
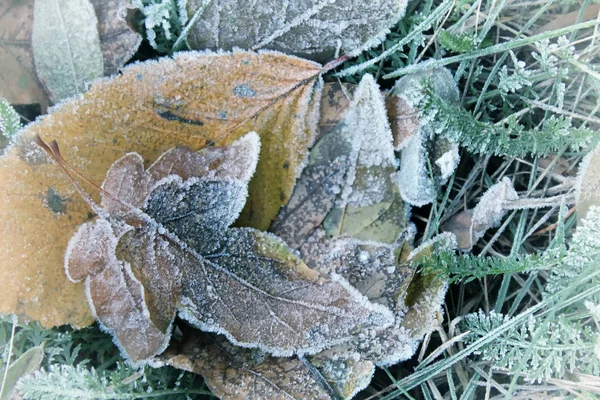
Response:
[32, 0, 105, 103]
[0, 0, 49, 111]
[0, 51, 321, 328]
[309, 349, 374, 400]
[174, 227, 394, 357]
[185, 0, 408, 63]
[271, 74, 408, 248]
[163, 331, 332, 400]
[442, 178, 518, 250]
[90, 0, 142, 76]
[575, 144, 600, 222]
[57, 132, 393, 363]
[391, 68, 461, 206]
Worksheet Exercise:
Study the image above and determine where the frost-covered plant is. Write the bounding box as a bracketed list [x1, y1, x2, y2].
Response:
[0, 98, 21, 139]
[132, 0, 187, 52]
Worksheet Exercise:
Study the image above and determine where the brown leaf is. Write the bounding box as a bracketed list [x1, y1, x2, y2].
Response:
[318, 82, 355, 139]
[163, 331, 332, 400]
[0, 0, 49, 110]
[385, 95, 420, 151]
[442, 178, 518, 250]
[0, 51, 321, 327]
[90, 0, 142, 76]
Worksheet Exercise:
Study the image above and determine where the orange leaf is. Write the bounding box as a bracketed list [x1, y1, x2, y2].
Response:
[0, 50, 322, 327]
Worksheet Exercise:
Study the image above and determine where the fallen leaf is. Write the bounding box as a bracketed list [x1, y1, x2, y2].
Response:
[318, 82, 356, 139]
[271, 74, 408, 248]
[50, 132, 393, 363]
[576, 144, 600, 222]
[442, 178, 518, 250]
[185, 0, 408, 62]
[0, 50, 322, 328]
[0, 0, 49, 111]
[0, 345, 44, 400]
[90, 0, 142, 76]
[163, 331, 332, 400]
[391, 67, 461, 206]
[32, 0, 105, 103]
[535, 5, 600, 34]
[309, 349, 374, 399]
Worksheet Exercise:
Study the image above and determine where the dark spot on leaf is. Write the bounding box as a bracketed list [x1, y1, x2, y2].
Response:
[87, 212, 94, 220]
[136, 74, 144, 81]
[205, 140, 216, 147]
[219, 111, 228, 119]
[282, 162, 290, 169]
[234, 84, 257, 98]
[156, 110, 204, 126]
[45, 187, 67, 214]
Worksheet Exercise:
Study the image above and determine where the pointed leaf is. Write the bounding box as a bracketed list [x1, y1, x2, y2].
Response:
[32, 0, 104, 102]
[0, 345, 44, 400]
[186, 0, 408, 62]
[0, 51, 321, 327]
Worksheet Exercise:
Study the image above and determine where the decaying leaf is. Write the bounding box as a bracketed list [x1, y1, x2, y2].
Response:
[309, 349, 374, 399]
[318, 82, 356, 139]
[575, 144, 600, 222]
[271, 74, 408, 248]
[0, 345, 44, 400]
[32, 0, 105, 103]
[391, 68, 461, 206]
[47, 132, 393, 363]
[163, 331, 332, 400]
[0, 0, 49, 111]
[0, 50, 322, 328]
[90, 0, 142, 76]
[442, 178, 518, 250]
[186, 0, 408, 62]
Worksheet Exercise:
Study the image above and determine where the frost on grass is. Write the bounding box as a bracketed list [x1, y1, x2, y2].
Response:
[272, 74, 409, 247]
[57, 132, 393, 365]
[32, 0, 104, 102]
[442, 178, 518, 250]
[390, 67, 461, 206]
[185, 0, 408, 62]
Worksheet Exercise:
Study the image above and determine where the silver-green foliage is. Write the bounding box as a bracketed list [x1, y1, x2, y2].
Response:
[0, 99, 21, 139]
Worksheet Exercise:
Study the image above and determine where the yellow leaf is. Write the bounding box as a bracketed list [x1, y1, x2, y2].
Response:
[0, 50, 322, 327]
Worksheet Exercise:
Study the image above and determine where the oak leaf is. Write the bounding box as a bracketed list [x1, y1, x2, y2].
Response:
[0, 50, 322, 328]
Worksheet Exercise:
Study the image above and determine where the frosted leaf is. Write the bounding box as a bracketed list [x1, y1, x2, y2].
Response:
[309, 350, 374, 399]
[101, 132, 260, 217]
[400, 233, 455, 339]
[144, 177, 248, 253]
[163, 331, 332, 400]
[116, 226, 183, 334]
[178, 228, 395, 357]
[444, 178, 518, 250]
[575, 144, 600, 222]
[32, 0, 104, 102]
[272, 76, 407, 247]
[185, 0, 408, 63]
[270, 118, 355, 250]
[298, 229, 414, 311]
[64, 219, 118, 282]
[90, 0, 142, 75]
[148, 131, 260, 185]
[323, 75, 406, 244]
[86, 261, 170, 366]
[391, 68, 461, 206]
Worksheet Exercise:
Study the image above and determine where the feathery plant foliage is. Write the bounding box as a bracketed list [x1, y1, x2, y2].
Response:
[2, 0, 600, 399]
[0, 98, 22, 139]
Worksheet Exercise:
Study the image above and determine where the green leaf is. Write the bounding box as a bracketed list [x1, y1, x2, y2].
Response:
[0, 345, 44, 400]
